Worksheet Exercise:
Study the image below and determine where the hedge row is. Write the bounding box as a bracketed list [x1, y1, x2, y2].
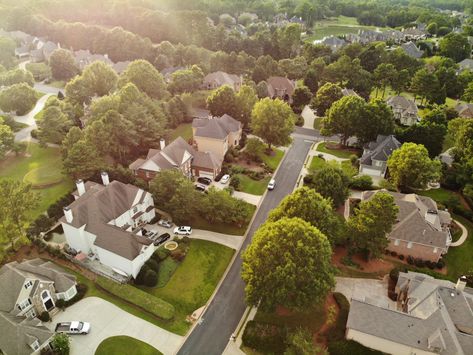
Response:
[96, 277, 175, 320]
[241, 320, 286, 354]
[329, 292, 350, 342]
[328, 340, 385, 355]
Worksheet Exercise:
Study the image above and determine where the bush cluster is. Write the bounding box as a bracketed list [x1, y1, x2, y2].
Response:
[27, 215, 55, 240]
[38, 311, 51, 322]
[241, 321, 286, 353]
[46, 193, 75, 219]
[349, 175, 373, 190]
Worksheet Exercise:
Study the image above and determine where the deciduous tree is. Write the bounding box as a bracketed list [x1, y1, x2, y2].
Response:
[36, 106, 73, 146]
[118, 59, 167, 99]
[0, 83, 38, 115]
[439, 33, 471, 62]
[306, 165, 350, 207]
[311, 83, 342, 117]
[206, 85, 237, 117]
[0, 121, 14, 159]
[49, 49, 79, 81]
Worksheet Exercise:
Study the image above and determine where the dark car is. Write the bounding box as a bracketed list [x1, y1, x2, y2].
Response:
[197, 177, 212, 185]
[154, 233, 171, 246]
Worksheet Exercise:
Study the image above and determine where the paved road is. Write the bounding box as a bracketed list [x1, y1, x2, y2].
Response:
[177, 136, 316, 355]
[14, 93, 53, 142]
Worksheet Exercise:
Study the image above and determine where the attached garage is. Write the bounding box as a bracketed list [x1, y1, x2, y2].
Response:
[198, 170, 215, 179]
[359, 166, 383, 177]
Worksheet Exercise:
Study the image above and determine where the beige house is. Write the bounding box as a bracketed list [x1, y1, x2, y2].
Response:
[192, 114, 242, 159]
[202, 71, 242, 91]
[455, 103, 473, 118]
[346, 272, 473, 354]
[266, 76, 296, 102]
[386, 95, 419, 126]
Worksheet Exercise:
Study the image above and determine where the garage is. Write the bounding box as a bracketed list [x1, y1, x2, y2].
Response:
[360, 167, 383, 177]
[197, 170, 215, 179]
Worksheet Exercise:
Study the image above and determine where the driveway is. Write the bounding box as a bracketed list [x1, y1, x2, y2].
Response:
[335, 277, 396, 309]
[48, 297, 183, 355]
[301, 105, 316, 129]
[14, 93, 53, 142]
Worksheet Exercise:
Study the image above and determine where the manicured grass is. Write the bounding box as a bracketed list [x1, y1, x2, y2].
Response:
[444, 215, 473, 282]
[309, 156, 326, 171]
[0, 142, 73, 220]
[23, 164, 64, 186]
[259, 148, 284, 170]
[140, 240, 235, 333]
[95, 336, 162, 355]
[309, 155, 357, 177]
[416, 188, 461, 207]
[304, 16, 385, 41]
[156, 257, 180, 288]
[236, 174, 271, 195]
[191, 204, 255, 235]
[316, 142, 360, 159]
[168, 123, 192, 142]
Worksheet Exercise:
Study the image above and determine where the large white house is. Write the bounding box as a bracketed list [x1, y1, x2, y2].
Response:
[61, 172, 156, 278]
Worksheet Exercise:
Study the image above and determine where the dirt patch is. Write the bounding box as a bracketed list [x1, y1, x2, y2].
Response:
[233, 159, 265, 172]
[325, 143, 360, 155]
[332, 246, 394, 274]
[314, 294, 338, 348]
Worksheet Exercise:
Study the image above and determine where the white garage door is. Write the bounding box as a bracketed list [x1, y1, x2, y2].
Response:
[199, 171, 214, 179]
[360, 167, 383, 177]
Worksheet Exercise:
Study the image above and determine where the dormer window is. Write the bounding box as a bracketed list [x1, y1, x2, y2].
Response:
[133, 206, 138, 214]
[24, 280, 33, 289]
[30, 340, 40, 350]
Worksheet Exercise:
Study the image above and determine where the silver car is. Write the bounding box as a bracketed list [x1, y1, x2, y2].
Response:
[158, 219, 173, 228]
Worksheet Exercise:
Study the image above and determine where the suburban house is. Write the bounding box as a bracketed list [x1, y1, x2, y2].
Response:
[386, 95, 419, 126]
[457, 58, 473, 73]
[202, 71, 242, 91]
[400, 41, 424, 59]
[341, 88, 360, 97]
[113, 61, 131, 74]
[383, 29, 406, 43]
[0, 259, 78, 355]
[73, 49, 113, 70]
[161, 66, 185, 82]
[266, 76, 296, 102]
[346, 272, 473, 354]
[129, 137, 223, 181]
[320, 36, 347, 52]
[193, 114, 242, 159]
[455, 102, 473, 118]
[402, 27, 427, 40]
[60, 173, 157, 278]
[346, 29, 388, 44]
[359, 135, 401, 178]
[30, 41, 58, 63]
[356, 190, 452, 262]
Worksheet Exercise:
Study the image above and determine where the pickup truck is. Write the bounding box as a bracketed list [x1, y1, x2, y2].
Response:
[55, 321, 90, 334]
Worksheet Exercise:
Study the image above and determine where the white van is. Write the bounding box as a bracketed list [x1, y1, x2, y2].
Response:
[267, 179, 276, 190]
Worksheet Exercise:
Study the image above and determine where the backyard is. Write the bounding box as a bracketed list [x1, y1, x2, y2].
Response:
[95, 336, 162, 355]
[0, 143, 73, 220]
[168, 123, 193, 142]
[316, 142, 361, 160]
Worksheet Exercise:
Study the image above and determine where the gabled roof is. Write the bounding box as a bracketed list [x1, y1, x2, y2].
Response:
[458, 59, 473, 71]
[193, 114, 241, 140]
[387, 95, 418, 115]
[266, 76, 296, 98]
[401, 41, 423, 59]
[360, 135, 401, 165]
[203, 71, 241, 87]
[455, 103, 473, 118]
[341, 88, 359, 97]
[0, 312, 53, 355]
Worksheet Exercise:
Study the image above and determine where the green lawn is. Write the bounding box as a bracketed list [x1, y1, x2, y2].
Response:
[191, 204, 255, 235]
[444, 215, 473, 281]
[95, 336, 162, 355]
[260, 148, 284, 170]
[0, 143, 73, 220]
[416, 188, 461, 208]
[316, 142, 360, 159]
[313, 117, 322, 130]
[309, 156, 326, 170]
[168, 123, 193, 142]
[156, 257, 180, 288]
[139, 240, 234, 333]
[236, 174, 271, 195]
[309, 156, 357, 177]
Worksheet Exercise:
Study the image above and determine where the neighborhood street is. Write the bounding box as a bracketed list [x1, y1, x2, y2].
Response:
[177, 134, 318, 355]
[13, 93, 53, 142]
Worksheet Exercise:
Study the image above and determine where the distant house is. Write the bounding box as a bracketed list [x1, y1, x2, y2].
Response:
[383, 29, 406, 43]
[386, 95, 419, 126]
[402, 27, 427, 40]
[400, 41, 423, 59]
[356, 190, 452, 262]
[0, 259, 79, 355]
[455, 103, 473, 118]
[161, 66, 185, 83]
[23, 40, 59, 63]
[266, 76, 296, 102]
[61, 173, 157, 278]
[202, 71, 242, 91]
[73, 49, 113, 70]
[457, 58, 473, 73]
[439, 148, 454, 167]
[346, 272, 473, 355]
[359, 135, 401, 178]
[113, 61, 131, 74]
[193, 114, 242, 159]
[346, 29, 388, 44]
[320, 36, 347, 52]
[129, 137, 223, 181]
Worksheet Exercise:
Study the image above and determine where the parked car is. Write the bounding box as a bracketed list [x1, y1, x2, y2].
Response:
[64, 244, 78, 256]
[55, 321, 90, 335]
[220, 174, 230, 184]
[154, 233, 171, 246]
[267, 179, 276, 190]
[197, 177, 212, 185]
[158, 219, 173, 228]
[195, 183, 207, 192]
[173, 226, 192, 235]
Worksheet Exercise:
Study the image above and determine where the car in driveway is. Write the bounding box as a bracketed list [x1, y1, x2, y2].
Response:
[195, 183, 207, 193]
[55, 321, 91, 335]
[154, 233, 171, 246]
[267, 178, 276, 190]
[158, 219, 173, 228]
[220, 174, 230, 184]
[197, 177, 212, 185]
[173, 226, 192, 235]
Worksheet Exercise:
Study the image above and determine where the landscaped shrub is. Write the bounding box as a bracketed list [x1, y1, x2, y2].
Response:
[398, 254, 404, 260]
[242, 320, 286, 353]
[96, 277, 175, 320]
[328, 340, 384, 355]
[38, 311, 50, 322]
[64, 283, 87, 307]
[426, 261, 436, 269]
[135, 265, 149, 285]
[414, 258, 425, 268]
[170, 248, 186, 262]
[55, 298, 66, 310]
[389, 267, 400, 283]
[390, 251, 397, 257]
[144, 269, 158, 287]
[47, 193, 75, 219]
[349, 175, 373, 190]
[407, 256, 414, 265]
[153, 248, 171, 262]
[328, 292, 350, 342]
[436, 259, 445, 269]
[145, 259, 159, 273]
[230, 176, 241, 190]
[27, 215, 55, 240]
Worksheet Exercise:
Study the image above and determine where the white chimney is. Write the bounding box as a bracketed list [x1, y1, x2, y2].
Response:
[63, 207, 73, 223]
[76, 179, 85, 196]
[101, 171, 110, 186]
[160, 138, 166, 150]
[456, 276, 467, 292]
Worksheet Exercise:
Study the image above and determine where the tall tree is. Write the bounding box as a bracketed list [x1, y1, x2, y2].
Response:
[49, 49, 79, 81]
[251, 98, 294, 151]
[242, 217, 334, 311]
[306, 165, 350, 207]
[234, 85, 258, 128]
[311, 83, 342, 117]
[439, 33, 471, 62]
[348, 192, 398, 259]
[373, 63, 396, 98]
[292, 86, 312, 110]
[0, 121, 14, 159]
[398, 122, 446, 158]
[0, 36, 16, 68]
[206, 85, 237, 117]
[387, 143, 442, 189]
[357, 99, 395, 146]
[410, 68, 440, 105]
[118, 59, 167, 99]
[36, 106, 73, 146]
[62, 139, 105, 179]
[0, 83, 38, 115]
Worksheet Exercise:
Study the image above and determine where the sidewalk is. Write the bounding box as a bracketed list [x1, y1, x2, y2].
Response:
[191, 229, 244, 250]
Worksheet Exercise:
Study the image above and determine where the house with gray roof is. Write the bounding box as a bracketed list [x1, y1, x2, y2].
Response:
[320, 36, 347, 52]
[60, 173, 156, 278]
[341, 88, 360, 98]
[129, 136, 223, 181]
[356, 190, 452, 262]
[401, 41, 424, 59]
[346, 272, 473, 355]
[455, 103, 473, 118]
[73, 49, 113, 70]
[202, 71, 242, 91]
[386, 95, 420, 126]
[457, 58, 473, 73]
[402, 27, 427, 40]
[359, 135, 401, 178]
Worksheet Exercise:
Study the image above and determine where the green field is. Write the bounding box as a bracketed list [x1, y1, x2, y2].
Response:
[95, 336, 162, 355]
[0, 143, 73, 220]
[309, 156, 357, 177]
[236, 174, 271, 195]
[316, 142, 361, 159]
[168, 123, 193, 142]
[260, 148, 284, 170]
[139, 240, 234, 334]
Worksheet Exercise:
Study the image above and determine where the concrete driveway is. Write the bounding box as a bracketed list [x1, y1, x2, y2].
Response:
[335, 277, 396, 309]
[211, 181, 262, 206]
[48, 297, 183, 355]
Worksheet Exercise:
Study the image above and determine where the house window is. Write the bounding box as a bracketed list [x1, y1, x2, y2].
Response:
[41, 291, 49, 300]
[24, 280, 33, 289]
[145, 171, 150, 178]
[18, 298, 32, 311]
[407, 242, 413, 249]
[25, 308, 36, 318]
[31, 340, 40, 351]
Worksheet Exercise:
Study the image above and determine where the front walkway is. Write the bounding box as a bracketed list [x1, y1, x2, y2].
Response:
[450, 219, 468, 247]
[301, 105, 316, 129]
[48, 297, 183, 355]
[191, 229, 244, 250]
[335, 276, 396, 309]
